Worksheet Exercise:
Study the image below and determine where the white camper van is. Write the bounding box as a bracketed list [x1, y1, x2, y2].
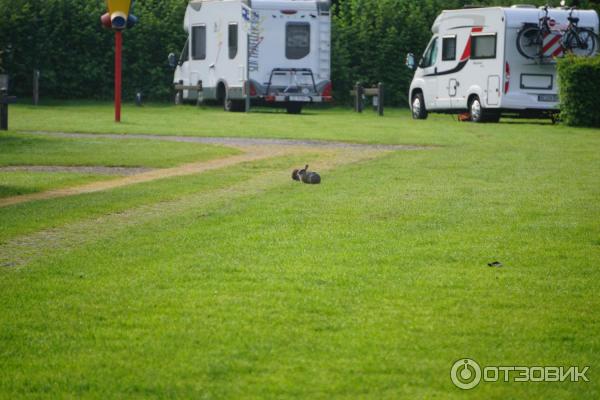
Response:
[406, 5, 599, 122]
[170, 0, 332, 114]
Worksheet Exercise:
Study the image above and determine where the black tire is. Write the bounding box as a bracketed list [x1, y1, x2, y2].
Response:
[486, 111, 501, 123]
[411, 92, 428, 120]
[517, 26, 542, 60]
[174, 91, 183, 105]
[565, 28, 598, 57]
[286, 103, 303, 114]
[468, 96, 501, 123]
[224, 97, 245, 112]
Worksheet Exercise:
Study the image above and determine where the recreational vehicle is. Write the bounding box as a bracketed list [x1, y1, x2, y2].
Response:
[406, 5, 599, 122]
[170, 0, 332, 114]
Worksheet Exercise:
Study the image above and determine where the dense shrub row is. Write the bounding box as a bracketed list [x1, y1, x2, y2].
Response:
[558, 55, 600, 127]
[0, 0, 597, 103]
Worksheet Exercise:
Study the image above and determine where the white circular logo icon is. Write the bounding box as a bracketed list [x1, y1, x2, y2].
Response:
[451, 359, 482, 390]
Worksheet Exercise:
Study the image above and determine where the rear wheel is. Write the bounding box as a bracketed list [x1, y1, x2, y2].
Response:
[411, 92, 428, 120]
[517, 26, 542, 59]
[469, 96, 500, 123]
[286, 103, 303, 115]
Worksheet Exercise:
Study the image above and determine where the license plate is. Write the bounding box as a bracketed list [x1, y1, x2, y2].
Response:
[538, 94, 558, 102]
[289, 96, 311, 102]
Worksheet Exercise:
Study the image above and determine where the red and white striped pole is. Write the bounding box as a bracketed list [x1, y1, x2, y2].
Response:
[114, 30, 122, 123]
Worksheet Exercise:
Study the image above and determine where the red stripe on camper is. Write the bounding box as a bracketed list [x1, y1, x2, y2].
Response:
[460, 27, 483, 62]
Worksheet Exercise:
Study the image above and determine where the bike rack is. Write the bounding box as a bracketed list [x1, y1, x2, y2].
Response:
[265, 68, 318, 96]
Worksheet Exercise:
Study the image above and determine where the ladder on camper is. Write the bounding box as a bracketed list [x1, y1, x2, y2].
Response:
[317, 18, 331, 80]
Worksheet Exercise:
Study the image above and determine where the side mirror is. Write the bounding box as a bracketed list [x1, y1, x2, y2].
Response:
[405, 53, 417, 71]
[168, 53, 177, 69]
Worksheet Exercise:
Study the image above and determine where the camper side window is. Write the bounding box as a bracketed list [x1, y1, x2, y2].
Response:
[192, 25, 207, 60]
[442, 36, 456, 61]
[229, 23, 238, 59]
[471, 34, 496, 60]
[286, 23, 311, 60]
[420, 37, 438, 68]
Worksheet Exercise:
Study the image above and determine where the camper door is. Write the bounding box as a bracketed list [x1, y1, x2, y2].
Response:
[437, 35, 459, 109]
[420, 36, 439, 109]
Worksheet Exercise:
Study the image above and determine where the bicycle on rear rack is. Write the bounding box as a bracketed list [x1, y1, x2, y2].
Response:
[517, 5, 554, 61]
[517, 5, 598, 61]
[562, 7, 598, 57]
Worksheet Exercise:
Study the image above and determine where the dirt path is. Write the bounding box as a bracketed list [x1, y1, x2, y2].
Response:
[0, 148, 386, 268]
[1, 131, 426, 208]
[0, 146, 290, 208]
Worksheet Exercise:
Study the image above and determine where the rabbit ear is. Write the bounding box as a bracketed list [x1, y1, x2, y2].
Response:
[305, 165, 309, 170]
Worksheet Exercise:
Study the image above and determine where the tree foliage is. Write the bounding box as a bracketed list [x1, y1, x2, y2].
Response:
[0, 0, 597, 103]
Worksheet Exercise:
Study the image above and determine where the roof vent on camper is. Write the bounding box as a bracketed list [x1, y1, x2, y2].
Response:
[510, 4, 537, 8]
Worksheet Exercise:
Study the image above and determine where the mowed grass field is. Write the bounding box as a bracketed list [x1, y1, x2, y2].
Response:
[1, 102, 599, 399]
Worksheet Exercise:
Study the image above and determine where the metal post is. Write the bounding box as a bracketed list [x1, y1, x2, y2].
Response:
[245, 34, 251, 113]
[245, 80, 251, 112]
[33, 70, 40, 106]
[115, 30, 123, 123]
[378, 82, 384, 116]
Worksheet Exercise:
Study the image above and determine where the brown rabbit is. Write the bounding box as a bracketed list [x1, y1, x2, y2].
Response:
[293, 165, 321, 185]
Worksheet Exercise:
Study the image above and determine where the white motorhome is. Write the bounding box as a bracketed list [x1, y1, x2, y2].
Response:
[171, 0, 332, 114]
[406, 5, 599, 122]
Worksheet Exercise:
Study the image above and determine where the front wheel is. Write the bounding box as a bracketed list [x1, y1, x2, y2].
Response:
[565, 28, 598, 57]
[411, 92, 428, 120]
[224, 97, 245, 112]
[174, 91, 183, 105]
[517, 26, 542, 59]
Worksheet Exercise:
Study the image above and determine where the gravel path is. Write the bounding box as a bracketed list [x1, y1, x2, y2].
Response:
[0, 165, 154, 175]
[23, 131, 426, 151]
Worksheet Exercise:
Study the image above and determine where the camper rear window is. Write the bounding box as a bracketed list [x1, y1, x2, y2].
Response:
[442, 36, 457, 61]
[192, 25, 206, 60]
[229, 23, 238, 59]
[286, 23, 311, 60]
[471, 34, 496, 60]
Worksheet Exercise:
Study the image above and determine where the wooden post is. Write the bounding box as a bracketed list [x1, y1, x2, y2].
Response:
[0, 103, 7, 130]
[355, 82, 363, 113]
[377, 82, 384, 116]
[33, 70, 40, 106]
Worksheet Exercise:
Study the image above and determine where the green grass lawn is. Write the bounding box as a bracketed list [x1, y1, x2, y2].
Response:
[0, 171, 114, 199]
[0, 131, 238, 168]
[14, 100, 599, 146]
[1, 103, 599, 399]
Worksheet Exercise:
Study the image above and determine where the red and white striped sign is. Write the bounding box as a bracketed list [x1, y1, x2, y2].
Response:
[542, 32, 564, 58]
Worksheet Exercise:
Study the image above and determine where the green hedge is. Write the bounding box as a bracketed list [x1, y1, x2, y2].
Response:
[558, 55, 600, 127]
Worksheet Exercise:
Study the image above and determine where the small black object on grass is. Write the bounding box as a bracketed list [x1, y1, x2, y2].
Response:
[292, 165, 321, 185]
[488, 261, 503, 268]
